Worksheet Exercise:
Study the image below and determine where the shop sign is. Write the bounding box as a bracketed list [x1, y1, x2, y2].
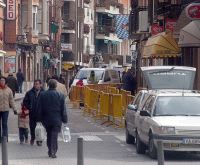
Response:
[165, 18, 176, 32]
[61, 43, 72, 51]
[186, 3, 200, 20]
[7, 0, 16, 20]
[4, 56, 16, 73]
[151, 23, 164, 35]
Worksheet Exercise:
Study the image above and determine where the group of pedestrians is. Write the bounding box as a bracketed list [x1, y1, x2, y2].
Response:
[0, 75, 68, 158]
[1, 69, 25, 97]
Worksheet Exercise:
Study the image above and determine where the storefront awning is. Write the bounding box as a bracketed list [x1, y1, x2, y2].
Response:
[178, 21, 200, 47]
[143, 32, 181, 58]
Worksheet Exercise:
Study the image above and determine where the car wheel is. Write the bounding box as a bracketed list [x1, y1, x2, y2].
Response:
[136, 132, 146, 154]
[125, 127, 135, 144]
[149, 134, 157, 159]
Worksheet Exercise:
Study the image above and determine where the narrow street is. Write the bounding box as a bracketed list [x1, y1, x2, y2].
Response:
[0, 99, 199, 165]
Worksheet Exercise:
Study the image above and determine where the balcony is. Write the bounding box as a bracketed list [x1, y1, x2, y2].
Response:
[62, 20, 75, 33]
[96, 0, 122, 14]
[64, 0, 75, 1]
[61, 43, 72, 52]
[86, 45, 95, 55]
[84, 0, 91, 4]
[97, 25, 116, 36]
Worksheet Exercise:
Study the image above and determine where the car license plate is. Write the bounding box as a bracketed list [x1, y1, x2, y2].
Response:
[170, 143, 179, 148]
[183, 139, 200, 144]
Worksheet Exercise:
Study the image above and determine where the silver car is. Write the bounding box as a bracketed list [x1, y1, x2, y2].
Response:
[128, 66, 200, 159]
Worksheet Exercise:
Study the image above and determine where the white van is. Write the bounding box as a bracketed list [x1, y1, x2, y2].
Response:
[71, 68, 120, 86]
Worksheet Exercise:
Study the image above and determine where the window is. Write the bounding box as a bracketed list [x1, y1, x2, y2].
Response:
[134, 93, 142, 107]
[142, 96, 155, 114]
[104, 71, 110, 82]
[61, 33, 70, 43]
[32, 6, 38, 31]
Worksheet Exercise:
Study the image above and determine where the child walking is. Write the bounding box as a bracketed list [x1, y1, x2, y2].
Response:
[18, 104, 29, 144]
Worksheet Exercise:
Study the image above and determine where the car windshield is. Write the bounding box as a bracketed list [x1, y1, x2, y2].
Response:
[75, 70, 104, 81]
[154, 96, 200, 116]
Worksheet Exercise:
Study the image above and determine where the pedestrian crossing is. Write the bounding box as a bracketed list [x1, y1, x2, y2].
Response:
[7, 133, 126, 143]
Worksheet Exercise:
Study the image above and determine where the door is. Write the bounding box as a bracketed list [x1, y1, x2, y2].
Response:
[138, 95, 155, 143]
[127, 92, 142, 136]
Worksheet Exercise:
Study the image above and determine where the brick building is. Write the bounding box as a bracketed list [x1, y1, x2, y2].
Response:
[0, 1, 5, 75]
[129, 0, 200, 89]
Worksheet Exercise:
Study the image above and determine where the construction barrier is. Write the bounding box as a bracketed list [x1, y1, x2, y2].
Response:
[70, 84, 135, 128]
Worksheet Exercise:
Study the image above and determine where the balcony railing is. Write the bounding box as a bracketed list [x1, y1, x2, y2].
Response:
[97, 25, 116, 36]
[96, 0, 122, 11]
[62, 20, 75, 30]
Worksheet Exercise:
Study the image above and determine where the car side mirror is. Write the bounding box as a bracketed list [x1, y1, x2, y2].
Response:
[140, 110, 150, 117]
[127, 104, 137, 111]
[104, 77, 111, 82]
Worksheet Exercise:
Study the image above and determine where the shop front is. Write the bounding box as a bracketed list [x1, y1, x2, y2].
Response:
[0, 50, 6, 75]
[178, 20, 200, 89]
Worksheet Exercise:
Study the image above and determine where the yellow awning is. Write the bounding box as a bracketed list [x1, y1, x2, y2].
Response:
[62, 62, 74, 70]
[143, 32, 181, 58]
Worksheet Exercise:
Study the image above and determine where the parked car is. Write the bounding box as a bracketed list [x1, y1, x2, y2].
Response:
[125, 90, 148, 144]
[125, 66, 200, 159]
[71, 68, 120, 86]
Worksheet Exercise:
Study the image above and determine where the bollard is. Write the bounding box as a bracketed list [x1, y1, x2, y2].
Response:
[77, 137, 84, 165]
[157, 140, 164, 165]
[2, 136, 8, 165]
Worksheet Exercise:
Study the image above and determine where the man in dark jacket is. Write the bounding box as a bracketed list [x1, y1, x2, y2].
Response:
[38, 79, 67, 158]
[6, 73, 18, 97]
[16, 68, 24, 93]
[23, 79, 44, 146]
[122, 69, 137, 95]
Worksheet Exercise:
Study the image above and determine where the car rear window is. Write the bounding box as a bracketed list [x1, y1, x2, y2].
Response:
[75, 70, 104, 81]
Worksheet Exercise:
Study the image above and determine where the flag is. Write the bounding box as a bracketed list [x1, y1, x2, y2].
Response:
[115, 15, 129, 39]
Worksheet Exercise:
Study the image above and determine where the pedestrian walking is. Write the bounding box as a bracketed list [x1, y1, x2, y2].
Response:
[18, 103, 29, 144]
[59, 74, 65, 84]
[122, 69, 137, 95]
[6, 73, 18, 97]
[16, 68, 25, 93]
[38, 79, 68, 158]
[0, 76, 17, 141]
[23, 79, 44, 146]
[52, 75, 68, 98]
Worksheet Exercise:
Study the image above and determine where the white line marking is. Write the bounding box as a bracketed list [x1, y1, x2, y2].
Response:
[115, 135, 126, 142]
[79, 135, 103, 142]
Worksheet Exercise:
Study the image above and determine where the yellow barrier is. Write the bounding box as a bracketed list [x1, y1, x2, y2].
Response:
[99, 92, 110, 120]
[110, 94, 124, 128]
[89, 89, 100, 118]
[70, 84, 134, 129]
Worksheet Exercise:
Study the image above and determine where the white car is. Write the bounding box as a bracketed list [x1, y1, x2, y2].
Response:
[72, 68, 120, 86]
[131, 66, 200, 159]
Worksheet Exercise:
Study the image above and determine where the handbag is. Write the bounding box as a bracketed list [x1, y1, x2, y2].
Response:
[61, 125, 71, 143]
[35, 122, 45, 141]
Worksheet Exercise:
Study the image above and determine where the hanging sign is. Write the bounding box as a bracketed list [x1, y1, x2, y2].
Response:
[186, 3, 200, 20]
[7, 0, 16, 20]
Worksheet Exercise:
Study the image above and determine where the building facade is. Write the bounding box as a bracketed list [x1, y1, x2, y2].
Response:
[0, 0, 5, 75]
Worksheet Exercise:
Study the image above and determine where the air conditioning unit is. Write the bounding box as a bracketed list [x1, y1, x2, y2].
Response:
[138, 11, 148, 32]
